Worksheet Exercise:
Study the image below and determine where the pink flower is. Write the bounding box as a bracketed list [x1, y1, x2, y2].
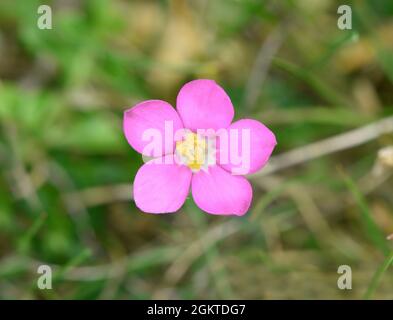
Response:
[123, 79, 276, 216]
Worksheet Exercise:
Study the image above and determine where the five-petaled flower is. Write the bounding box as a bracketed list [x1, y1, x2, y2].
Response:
[123, 79, 276, 216]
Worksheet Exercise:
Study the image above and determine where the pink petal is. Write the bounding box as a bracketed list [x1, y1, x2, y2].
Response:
[217, 119, 276, 175]
[176, 79, 234, 131]
[191, 165, 252, 216]
[123, 100, 183, 157]
[133, 156, 192, 214]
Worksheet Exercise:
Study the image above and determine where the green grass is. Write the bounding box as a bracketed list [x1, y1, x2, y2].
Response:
[0, 0, 392, 299]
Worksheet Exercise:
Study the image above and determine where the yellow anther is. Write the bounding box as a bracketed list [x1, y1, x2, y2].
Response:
[176, 132, 207, 171]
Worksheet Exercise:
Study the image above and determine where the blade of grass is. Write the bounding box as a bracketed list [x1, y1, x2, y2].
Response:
[363, 251, 393, 299]
[341, 170, 390, 256]
[18, 212, 47, 254]
[273, 57, 351, 108]
[53, 248, 92, 283]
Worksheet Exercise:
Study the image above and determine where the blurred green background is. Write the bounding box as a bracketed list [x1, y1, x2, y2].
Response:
[0, 0, 392, 299]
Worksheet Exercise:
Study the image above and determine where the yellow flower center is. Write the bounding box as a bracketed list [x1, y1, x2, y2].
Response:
[176, 132, 207, 171]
